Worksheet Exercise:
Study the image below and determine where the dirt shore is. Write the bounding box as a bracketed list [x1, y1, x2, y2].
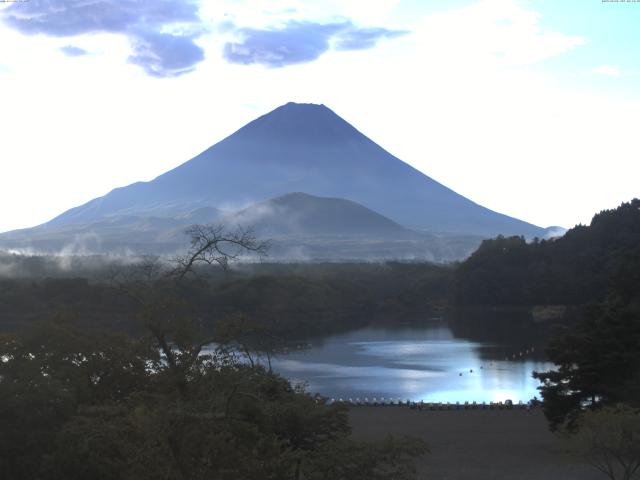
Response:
[349, 406, 601, 480]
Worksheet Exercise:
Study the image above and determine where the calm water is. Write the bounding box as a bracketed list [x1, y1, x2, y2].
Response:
[270, 325, 553, 403]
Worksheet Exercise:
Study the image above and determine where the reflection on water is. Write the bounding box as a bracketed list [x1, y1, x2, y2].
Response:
[271, 325, 553, 403]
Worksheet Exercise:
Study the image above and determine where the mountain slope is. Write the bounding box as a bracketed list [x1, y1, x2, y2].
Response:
[44, 102, 544, 237]
[226, 192, 411, 237]
[0, 193, 483, 261]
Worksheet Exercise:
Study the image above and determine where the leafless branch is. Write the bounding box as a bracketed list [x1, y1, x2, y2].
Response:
[171, 224, 269, 281]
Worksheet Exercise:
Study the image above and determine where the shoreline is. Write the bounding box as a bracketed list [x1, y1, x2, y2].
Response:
[332, 399, 535, 410]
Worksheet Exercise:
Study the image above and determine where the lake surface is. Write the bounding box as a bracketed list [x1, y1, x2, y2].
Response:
[270, 325, 553, 403]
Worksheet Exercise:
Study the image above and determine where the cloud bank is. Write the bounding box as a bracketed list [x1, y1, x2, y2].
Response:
[2, 1, 407, 74]
[333, 26, 407, 51]
[2, 0, 199, 36]
[223, 20, 408, 67]
[128, 30, 205, 77]
[3, 0, 204, 77]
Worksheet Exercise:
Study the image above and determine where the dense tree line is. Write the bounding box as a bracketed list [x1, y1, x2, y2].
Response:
[451, 200, 640, 447]
[532, 263, 640, 478]
[533, 286, 640, 430]
[0, 261, 452, 337]
[452, 199, 640, 307]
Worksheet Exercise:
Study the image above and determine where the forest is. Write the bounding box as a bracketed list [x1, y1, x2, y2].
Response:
[1, 200, 639, 479]
[0, 256, 451, 336]
[0, 229, 431, 480]
[452, 199, 640, 307]
[451, 200, 640, 465]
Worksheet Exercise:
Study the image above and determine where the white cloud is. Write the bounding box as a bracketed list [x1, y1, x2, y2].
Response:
[593, 64, 620, 76]
[410, 0, 585, 67]
[0, 0, 637, 234]
[294, 0, 636, 229]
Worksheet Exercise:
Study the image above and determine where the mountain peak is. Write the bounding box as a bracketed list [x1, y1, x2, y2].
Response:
[233, 102, 361, 145]
[267, 101, 336, 121]
[281, 101, 328, 109]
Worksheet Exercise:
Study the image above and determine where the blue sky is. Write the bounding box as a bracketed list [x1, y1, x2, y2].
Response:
[0, 0, 638, 233]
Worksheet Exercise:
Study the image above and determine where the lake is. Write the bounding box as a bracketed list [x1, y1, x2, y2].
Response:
[270, 324, 553, 403]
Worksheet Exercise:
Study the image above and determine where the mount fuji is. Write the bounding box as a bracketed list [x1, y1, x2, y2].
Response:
[0, 102, 547, 260]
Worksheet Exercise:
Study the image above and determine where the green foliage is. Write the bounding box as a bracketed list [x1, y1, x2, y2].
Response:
[449, 200, 640, 432]
[304, 436, 428, 480]
[0, 317, 426, 480]
[533, 301, 640, 430]
[0, 261, 452, 337]
[563, 405, 640, 480]
[0, 317, 154, 480]
[0, 230, 440, 479]
[453, 199, 640, 307]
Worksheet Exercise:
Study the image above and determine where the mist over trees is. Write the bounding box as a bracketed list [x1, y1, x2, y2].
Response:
[1, 199, 638, 478]
[0, 224, 428, 480]
[0, 254, 452, 337]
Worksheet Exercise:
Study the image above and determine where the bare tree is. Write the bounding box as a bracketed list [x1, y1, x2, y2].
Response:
[172, 224, 269, 280]
[107, 224, 269, 395]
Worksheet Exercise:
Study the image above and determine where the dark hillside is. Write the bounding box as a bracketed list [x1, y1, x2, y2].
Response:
[452, 199, 640, 307]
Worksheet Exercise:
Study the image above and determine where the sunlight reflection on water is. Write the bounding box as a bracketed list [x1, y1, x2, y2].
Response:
[271, 325, 552, 402]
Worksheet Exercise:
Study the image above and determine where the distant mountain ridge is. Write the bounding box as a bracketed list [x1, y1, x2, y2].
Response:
[0, 193, 483, 262]
[227, 192, 410, 237]
[43, 102, 544, 237]
[0, 102, 550, 260]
